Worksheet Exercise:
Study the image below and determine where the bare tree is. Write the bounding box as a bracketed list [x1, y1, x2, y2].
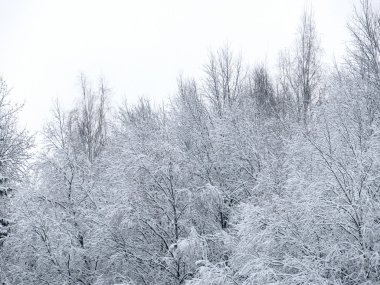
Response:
[203, 45, 247, 117]
[347, 0, 380, 125]
[278, 9, 322, 125]
[248, 64, 276, 117]
[70, 74, 109, 163]
[297, 10, 321, 123]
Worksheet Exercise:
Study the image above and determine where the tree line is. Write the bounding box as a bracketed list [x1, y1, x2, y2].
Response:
[1, 1, 380, 284]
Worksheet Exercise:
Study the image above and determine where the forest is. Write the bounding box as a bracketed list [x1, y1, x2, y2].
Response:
[1, 1, 380, 284]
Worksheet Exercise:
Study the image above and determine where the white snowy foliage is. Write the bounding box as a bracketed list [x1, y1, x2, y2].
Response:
[3, 2, 380, 285]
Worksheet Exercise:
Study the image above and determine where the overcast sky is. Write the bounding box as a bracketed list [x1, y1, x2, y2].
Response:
[0, 0, 358, 132]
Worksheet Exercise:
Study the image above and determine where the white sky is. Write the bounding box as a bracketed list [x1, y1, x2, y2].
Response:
[0, 0, 358, 132]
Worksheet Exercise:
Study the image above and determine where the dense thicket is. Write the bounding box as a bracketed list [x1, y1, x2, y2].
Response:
[1, 1, 380, 284]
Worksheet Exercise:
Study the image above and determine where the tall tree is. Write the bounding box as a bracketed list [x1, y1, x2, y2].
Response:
[278, 9, 322, 125]
[203, 45, 247, 117]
